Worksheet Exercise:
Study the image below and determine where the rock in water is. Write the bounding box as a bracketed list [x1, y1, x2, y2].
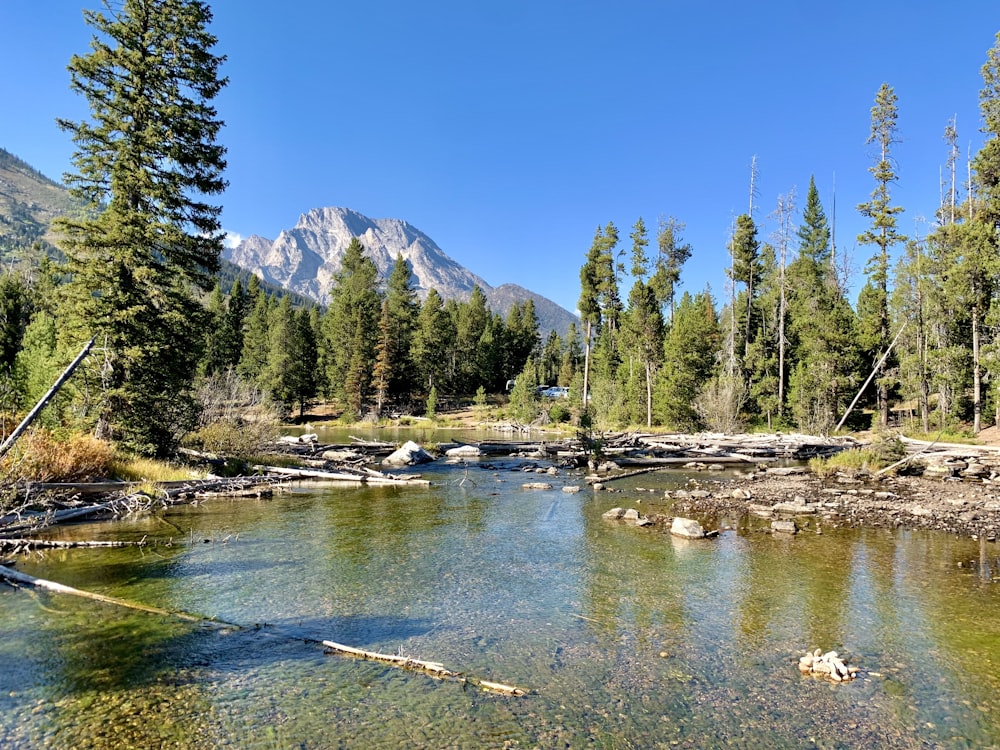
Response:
[383, 441, 434, 466]
[670, 517, 706, 539]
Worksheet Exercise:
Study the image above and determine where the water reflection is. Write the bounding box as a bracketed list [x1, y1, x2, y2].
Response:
[3, 455, 1000, 748]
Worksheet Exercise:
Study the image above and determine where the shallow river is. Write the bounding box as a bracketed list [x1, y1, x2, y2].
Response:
[2, 432, 1000, 748]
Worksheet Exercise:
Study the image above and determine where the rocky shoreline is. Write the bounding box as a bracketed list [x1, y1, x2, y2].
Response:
[651, 468, 1000, 539]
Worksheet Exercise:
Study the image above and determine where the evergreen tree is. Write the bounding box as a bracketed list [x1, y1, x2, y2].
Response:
[649, 216, 692, 321]
[971, 32, 1000, 429]
[202, 283, 229, 376]
[322, 237, 381, 402]
[655, 290, 720, 430]
[786, 178, 859, 433]
[623, 279, 664, 427]
[728, 213, 762, 365]
[412, 289, 453, 391]
[262, 297, 317, 418]
[974, 32, 1000, 229]
[454, 286, 490, 392]
[237, 289, 273, 386]
[372, 299, 393, 418]
[856, 83, 906, 428]
[578, 227, 603, 412]
[384, 253, 419, 400]
[224, 277, 248, 367]
[508, 357, 539, 424]
[539, 330, 563, 387]
[55, 0, 227, 455]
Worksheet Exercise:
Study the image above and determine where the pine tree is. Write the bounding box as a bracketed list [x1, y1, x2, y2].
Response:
[649, 216, 692, 322]
[454, 286, 490, 392]
[262, 297, 317, 419]
[202, 283, 229, 376]
[322, 237, 381, 403]
[623, 280, 664, 427]
[384, 254, 419, 400]
[372, 299, 393, 418]
[857, 83, 906, 428]
[971, 32, 1000, 429]
[786, 178, 859, 433]
[58, 0, 226, 454]
[728, 213, 762, 366]
[55, 0, 227, 455]
[655, 290, 720, 430]
[237, 289, 273, 386]
[412, 289, 453, 392]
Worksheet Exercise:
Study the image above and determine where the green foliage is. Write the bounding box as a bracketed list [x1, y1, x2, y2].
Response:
[508, 357, 539, 424]
[425, 385, 438, 418]
[656, 290, 719, 430]
[54, 0, 228, 456]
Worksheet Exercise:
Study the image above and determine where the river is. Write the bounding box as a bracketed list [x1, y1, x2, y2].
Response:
[2, 430, 999, 748]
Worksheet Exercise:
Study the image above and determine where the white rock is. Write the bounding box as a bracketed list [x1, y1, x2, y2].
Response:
[670, 517, 706, 539]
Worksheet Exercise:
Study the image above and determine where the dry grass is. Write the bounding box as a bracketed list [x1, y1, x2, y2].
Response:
[1, 429, 116, 482]
[109, 456, 202, 483]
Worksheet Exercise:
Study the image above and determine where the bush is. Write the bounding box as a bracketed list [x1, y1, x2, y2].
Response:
[189, 371, 281, 457]
[548, 402, 571, 424]
[2, 429, 115, 482]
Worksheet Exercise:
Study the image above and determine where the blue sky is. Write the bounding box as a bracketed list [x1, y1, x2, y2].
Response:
[2, 1, 998, 314]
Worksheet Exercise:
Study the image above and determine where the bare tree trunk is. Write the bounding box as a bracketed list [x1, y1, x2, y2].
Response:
[0, 337, 95, 459]
[973, 304, 982, 435]
[582, 320, 592, 413]
[645, 360, 653, 428]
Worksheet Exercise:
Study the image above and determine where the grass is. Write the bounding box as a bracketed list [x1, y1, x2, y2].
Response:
[110, 456, 204, 483]
[809, 448, 885, 477]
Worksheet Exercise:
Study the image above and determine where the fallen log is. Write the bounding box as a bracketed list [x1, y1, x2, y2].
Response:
[1, 565, 527, 696]
[0, 538, 145, 550]
[0, 564, 220, 624]
[320, 640, 459, 679]
[258, 465, 430, 485]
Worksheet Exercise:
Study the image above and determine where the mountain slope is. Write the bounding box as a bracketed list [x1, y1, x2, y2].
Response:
[0, 147, 78, 253]
[226, 207, 578, 334]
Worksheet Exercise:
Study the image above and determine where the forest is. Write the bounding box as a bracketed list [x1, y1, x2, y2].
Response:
[0, 0, 999, 462]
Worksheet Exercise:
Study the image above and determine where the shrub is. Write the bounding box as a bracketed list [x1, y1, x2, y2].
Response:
[2, 429, 115, 482]
[548, 402, 571, 424]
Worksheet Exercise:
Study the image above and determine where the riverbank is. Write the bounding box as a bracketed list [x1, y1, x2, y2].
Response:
[656, 468, 1000, 539]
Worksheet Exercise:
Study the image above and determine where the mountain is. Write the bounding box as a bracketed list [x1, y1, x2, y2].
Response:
[225, 207, 578, 335]
[0, 147, 78, 255]
[0, 147, 309, 304]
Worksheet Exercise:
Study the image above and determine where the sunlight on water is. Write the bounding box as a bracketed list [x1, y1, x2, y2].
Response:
[3, 446, 1000, 748]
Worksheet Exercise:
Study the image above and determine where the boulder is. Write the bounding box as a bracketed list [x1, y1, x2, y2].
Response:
[562, 485, 582, 493]
[382, 440, 434, 466]
[771, 519, 798, 534]
[522, 482, 553, 490]
[602, 507, 625, 520]
[446, 445, 482, 458]
[670, 517, 706, 539]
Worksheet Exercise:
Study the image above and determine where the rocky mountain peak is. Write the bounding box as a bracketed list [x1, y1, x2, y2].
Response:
[225, 207, 577, 335]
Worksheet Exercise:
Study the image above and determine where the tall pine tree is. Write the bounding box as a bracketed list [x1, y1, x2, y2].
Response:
[856, 83, 906, 428]
[55, 0, 227, 455]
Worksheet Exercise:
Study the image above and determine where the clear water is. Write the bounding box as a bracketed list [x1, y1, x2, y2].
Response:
[2, 443, 1000, 749]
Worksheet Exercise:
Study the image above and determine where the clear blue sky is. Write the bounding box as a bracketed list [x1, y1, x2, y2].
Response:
[2, 1, 998, 314]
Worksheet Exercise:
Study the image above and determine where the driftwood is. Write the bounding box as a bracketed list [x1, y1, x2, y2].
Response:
[0, 337, 95, 459]
[0, 564, 220, 624]
[1, 565, 527, 696]
[0, 537, 147, 550]
[256, 465, 430, 486]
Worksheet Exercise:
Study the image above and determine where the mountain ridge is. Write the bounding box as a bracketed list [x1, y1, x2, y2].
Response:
[225, 206, 578, 335]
